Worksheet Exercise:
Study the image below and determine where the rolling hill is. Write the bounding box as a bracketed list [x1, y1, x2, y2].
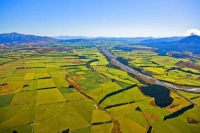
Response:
[141, 36, 184, 43]
[0, 32, 57, 44]
[175, 35, 200, 54]
[140, 35, 200, 55]
[178, 35, 200, 44]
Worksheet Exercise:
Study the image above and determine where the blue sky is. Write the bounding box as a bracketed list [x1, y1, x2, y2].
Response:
[0, 0, 199, 37]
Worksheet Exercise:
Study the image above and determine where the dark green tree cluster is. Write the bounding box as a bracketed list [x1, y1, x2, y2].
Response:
[116, 57, 129, 65]
[147, 126, 153, 133]
[86, 59, 99, 69]
[92, 120, 112, 126]
[171, 53, 190, 58]
[61, 128, 70, 133]
[151, 61, 159, 65]
[78, 55, 86, 59]
[60, 64, 85, 67]
[140, 84, 174, 108]
[38, 77, 51, 79]
[135, 107, 142, 112]
[166, 67, 200, 75]
[113, 45, 133, 52]
[163, 104, 194, 121]
[190, 96, 199, 100]
[68, 84, 74, 88]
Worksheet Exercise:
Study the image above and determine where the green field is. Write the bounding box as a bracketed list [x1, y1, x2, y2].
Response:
[0, 44, 200, 133]
[115, 49, 200, 87]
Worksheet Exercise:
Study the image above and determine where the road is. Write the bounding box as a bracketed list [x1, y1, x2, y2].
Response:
[98, 47, 200, 93]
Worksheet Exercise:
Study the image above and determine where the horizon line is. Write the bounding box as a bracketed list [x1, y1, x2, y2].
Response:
[0, 32, 188, 38]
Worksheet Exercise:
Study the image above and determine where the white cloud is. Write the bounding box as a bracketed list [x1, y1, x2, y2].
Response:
[185, 29, 200, 36]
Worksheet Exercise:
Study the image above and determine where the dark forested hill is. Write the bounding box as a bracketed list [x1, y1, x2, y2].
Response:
[141, 35, 200, 55]
[174, 35, 200, 54]
[0, 32, 57, 44]
[178, 35, 200, 44]
[141, 37, 184, 43]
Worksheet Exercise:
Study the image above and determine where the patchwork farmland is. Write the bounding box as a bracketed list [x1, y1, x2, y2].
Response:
[0, 42, 200, 133]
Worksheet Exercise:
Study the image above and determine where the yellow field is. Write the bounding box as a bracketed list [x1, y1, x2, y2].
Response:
[144, 67, 166, 75]
[24, 73, 35, 80]
[37, 88, 65, 105]
[35, 72, 50, 79]
[92, 110, 111, 123]
[37, 78, 56, 89]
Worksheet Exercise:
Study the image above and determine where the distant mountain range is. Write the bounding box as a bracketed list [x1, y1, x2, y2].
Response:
[0, 32, 57, 44]
[0, 32, 187, 44]
[1, 32, 200, 54]
[93, 37, 154, 42]
[53, 36, 93, 40]
[53, 36, 153, 42]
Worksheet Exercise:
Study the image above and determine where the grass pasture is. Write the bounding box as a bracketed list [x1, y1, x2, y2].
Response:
[177, 91, 200, 106]
[78, 71, 108, 92]
[0, 124, 33, 133]
[34, 102, 90, 133]
[0, 103, 35, 130]
[70, 127, 91, 133]
[22, 80, 37, 91]
[36, 88, 65, 105]
[69, 100, 96, 124]
[24, 73, 35, 80]
[61, 89, 87, 101]
[117, 116, 146, 133]
[37, 78, 56, 89]
[11, 91, 36, 105]
[0, 58, 13, 64]
[88, 82, 121, 102]
[52, 77, 70, 89]
[91, 123, 113, 133]
[100, 89, 134, 108]
[143, 67, 166, 75]
[151, 56, 188, 67]
[0, 94, 14, 108]
[97, 66, 140, 85]
[125, 109, 147, 128]
[35, 72, 50, 79]
[92, 110, 111, 123]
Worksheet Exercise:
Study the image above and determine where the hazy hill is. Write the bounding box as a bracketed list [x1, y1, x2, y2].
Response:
[59, 38, 89, 43]
[54, 36, 154, 43]
[0, 32, 57, 44]
[53, 36, 93, 40]
[93, 37, 154, 43]
[175, 35, 200, 54]
[141, 37, 184, 43]
[141, 35, 200, 55]
[178, 35, 200, 44]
